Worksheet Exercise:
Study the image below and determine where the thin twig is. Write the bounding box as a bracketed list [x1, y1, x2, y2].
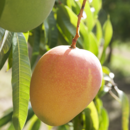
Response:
[109, 90, 120, 103]
[70, 0, 87, 48]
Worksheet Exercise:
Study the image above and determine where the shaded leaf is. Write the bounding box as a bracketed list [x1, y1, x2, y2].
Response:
[84, 101, 99, 130]
[73, 113, 83, 130]
[7, 46, 12, 71]
[0, 111, 13, 127]
[115, 87, 129, 130]
[0, 27, 5, 42]
[12, 33, 31, 130]
[0, 0, 5, 19]
[0, 31, 14, 70]
[58, 124, 69, 130]
[31, 25, 41, 68]
[8, 122, 15, 130]
[47, 11, 58, 48]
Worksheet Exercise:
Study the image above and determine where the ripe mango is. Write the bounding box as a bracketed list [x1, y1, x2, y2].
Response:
[0, 0, 55, 32]
[30, 45, 102, 126]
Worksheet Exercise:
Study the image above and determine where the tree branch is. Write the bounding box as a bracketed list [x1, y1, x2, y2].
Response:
[70, 0, 87, 48]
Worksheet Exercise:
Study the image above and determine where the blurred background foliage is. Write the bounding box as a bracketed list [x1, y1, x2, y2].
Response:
[0, 0, 130, 130]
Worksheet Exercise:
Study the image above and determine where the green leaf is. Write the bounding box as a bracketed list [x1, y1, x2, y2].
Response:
[73, 113, 83, 130]
[103, 17, 113, 49]
[7, 46, 12, 71]
[58, 124, 69, 130]
[91, 0, 102, 16]
[23, 32, 29, 42]
[0, 30, 14, 70]
[0, 110, 13, 127]
[27, 115, 41, 130]
[84, 2, 94, 32]
[95, 98, 109, 130]
[89, 32, 98, 56]
[31, 25, 41, 68]
[57, 4, 90, 49]
[115, 87, 129, 130]
[8, 123, 15, 130]
[96, 20, 102, 46]
[99, 108, 109, 130]
[12, 33, 31, 130]
[102, 66, 110, 75]
[100, 17, 113, 64]
[84, 101, 99, 130]
[0, 27, 5, 42]
[47, 11, 58, 48]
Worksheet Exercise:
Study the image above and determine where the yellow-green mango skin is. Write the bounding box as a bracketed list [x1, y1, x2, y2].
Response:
[0, 0, 55, 32]
[30, 45, 102, 126]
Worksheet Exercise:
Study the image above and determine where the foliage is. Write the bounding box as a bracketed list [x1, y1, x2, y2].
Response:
[0, 0, 129, 130]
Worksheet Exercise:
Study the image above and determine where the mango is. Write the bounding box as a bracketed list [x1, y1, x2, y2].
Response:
[30, 45, 102, 126]
[0, 0, 55, 32]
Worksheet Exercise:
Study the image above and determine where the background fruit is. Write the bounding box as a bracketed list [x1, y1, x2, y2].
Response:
[30, 45, 102, 126]
[0, 0, 55, 32]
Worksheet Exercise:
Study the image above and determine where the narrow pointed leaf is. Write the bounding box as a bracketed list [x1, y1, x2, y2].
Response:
[115, 87, 129, 130]
[84, 101, 99, 130]
[12, 33, 31, 130]
[103, 17, 113, 49]
[0, 27, 5, 42]
[84, 2, 94, 32]
[8, 123, 15, 130]
[0, 111, 13, 127]
[31, 25, 41, 68]
[96, 20, 102, 46]
[57, 4, 90, 49]
[47, 11, 58, 48]
[27, 115, 41, 130]
[58, 125, 69, 130]
[99, 108, 109, 130]
[0, 31, 13, 69]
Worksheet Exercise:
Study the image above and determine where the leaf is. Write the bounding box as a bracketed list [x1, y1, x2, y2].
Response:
[27, 115, 41, 130]
[89, 32, 98, 56]
[84, 101, 99, 130]
[73, 113, 83, 130]
[102, 66, 110, 75]
[0, 27, 5, 42]
[23, 32, 29, 42]
[31, 25, 41, 68]
[95, 98, 109, 130]
[115, 87, 129, 130]
[47, 11, 58, 48]
[7, 46, 12, 71]
[91, 0, 102, 16]
[57, 4, 90, 49]
[99, 108, 109, 130]
[96, 20, 102, 46]
[84, 2, 94, 32]
[58, 124, 69, 130]
[12, 33, 31, 130]
[0, 31, 14, 70]
[8, 123, 15, 130]
[103, 17, 113, 49]
[0, 111, 13, 127]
